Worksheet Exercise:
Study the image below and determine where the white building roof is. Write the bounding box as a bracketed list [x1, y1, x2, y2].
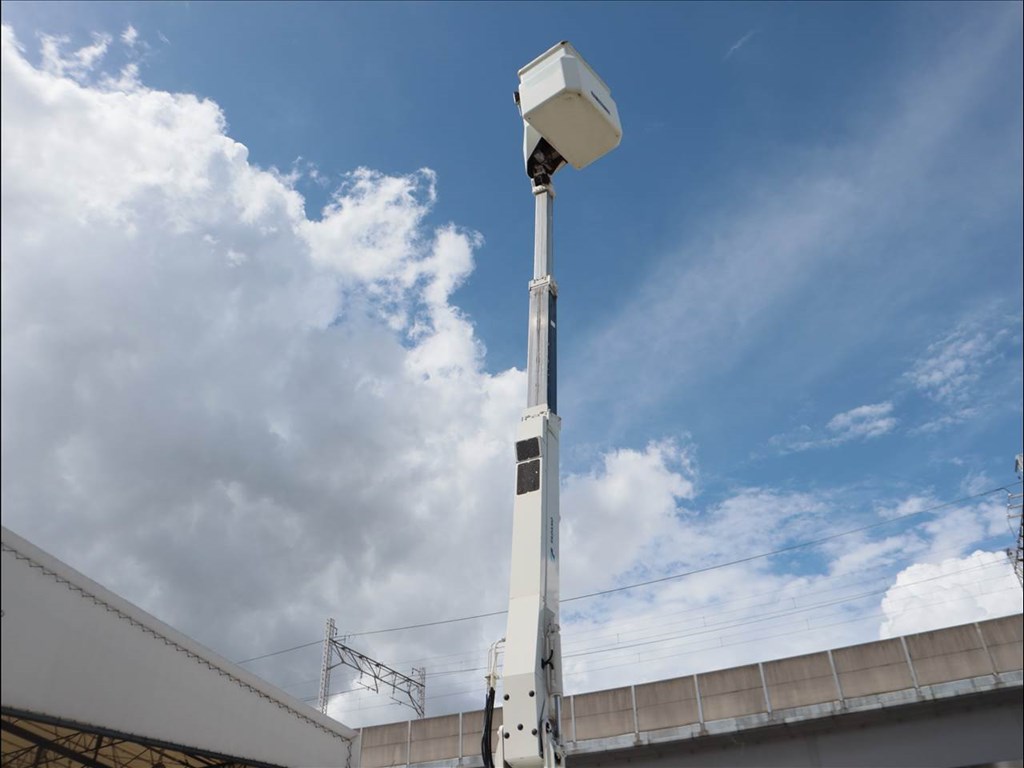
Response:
[1, 525, 359, 767]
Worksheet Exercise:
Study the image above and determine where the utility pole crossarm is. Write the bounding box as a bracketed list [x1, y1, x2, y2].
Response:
[331, 639, 426, 718]
[318, 620, 426, 719]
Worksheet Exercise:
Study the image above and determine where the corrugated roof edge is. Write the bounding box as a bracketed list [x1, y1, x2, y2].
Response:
[0, 524, 357, 743]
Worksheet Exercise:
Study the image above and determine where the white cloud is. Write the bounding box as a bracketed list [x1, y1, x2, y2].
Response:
[568, 6, 1021, 430]
[907, 323, 1005, 406]
[827, 534, 912, 579]
[2, 21, 1017, 730]
[724, 30, 757, 60]
[39, 31, 111, 81]
[769, 401, 896, 453]
[874, 494, 938, 520]
[561, 439, 697, 598]
[959, 468, 994, 497]
[826, 401, 896, 439]
[121, 25, 139, 48]
[904, 311, 1019, 432]
[879, 550, 1021, 638]
[559, 447, 841, 691]
[917, 499, 1008, 562]
[1, 22, 518, 721]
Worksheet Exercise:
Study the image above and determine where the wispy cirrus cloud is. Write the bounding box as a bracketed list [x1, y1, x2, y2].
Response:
[826, 401, 897, 440]
[120, 25, 139, 48]
[769, 401, 896, 454]
[566, 4, 1021, 443]
[905, 312, 1019, 432]
[724, 30, 757, 60]
[764, 302, 1021, 452]
[908, 322, 1006, 405]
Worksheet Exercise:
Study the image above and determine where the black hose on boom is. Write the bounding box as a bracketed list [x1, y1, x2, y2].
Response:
[481, 685, 496, 768]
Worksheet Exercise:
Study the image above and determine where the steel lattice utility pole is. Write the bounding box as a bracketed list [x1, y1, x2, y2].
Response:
[318, 617, 339, 714]
[1008, 454, 1023, 586]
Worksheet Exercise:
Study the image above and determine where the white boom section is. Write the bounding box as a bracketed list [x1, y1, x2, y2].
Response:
[497, 181, 564, 767]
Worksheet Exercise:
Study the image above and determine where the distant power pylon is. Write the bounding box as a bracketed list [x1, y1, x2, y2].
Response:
[1008, 454, 1023, 587]
[317, 617, 426, 718]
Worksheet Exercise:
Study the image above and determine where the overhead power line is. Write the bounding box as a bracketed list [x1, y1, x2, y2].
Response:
[370, 558, 1014, 683]
[236, 482, 1020, 666]
[273, 548, 1011, 693]
[313, 582, 1022, 716]
[382, 537, 998, 669]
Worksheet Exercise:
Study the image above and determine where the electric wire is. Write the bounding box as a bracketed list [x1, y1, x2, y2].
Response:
[301, 560, 1018, 709]
[268, 540, 1018, 698]
[236, 483, 1018, 666]
[384, 555, 915, 668]
[295, 536, 1014, 682]
[348, 558, 1011, 684]
[316, 583, 1022, 719]
[276, 557, 920, 692]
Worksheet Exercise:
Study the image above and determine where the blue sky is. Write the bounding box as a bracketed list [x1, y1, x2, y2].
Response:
[1, 1, 1021, 726]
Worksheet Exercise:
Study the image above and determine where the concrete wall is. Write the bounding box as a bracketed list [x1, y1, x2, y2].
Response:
[572, 690, 1024, 768]
[359, 614, 1023, 767]
[635, 676, 699, 732]
[833, 637, 914, 697]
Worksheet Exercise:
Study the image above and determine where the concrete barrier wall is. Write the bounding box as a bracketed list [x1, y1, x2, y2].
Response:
[462, 707, 501, 757]
[635, 676, 699, 732]
[408, 714, 461, 764]
[905, 624, 992, 685]
[980, 614, 1024, 672]
[573, 686, 634, 740]
[698, 663, 766, 720]
[763, 651, 838, 710]
[361, 721, 408, 768]
[358, 615, 1023, 767]
[832, 637, 914, 697]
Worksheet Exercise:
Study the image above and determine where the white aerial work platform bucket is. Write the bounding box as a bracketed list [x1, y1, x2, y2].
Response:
[517, 41, 622, 170]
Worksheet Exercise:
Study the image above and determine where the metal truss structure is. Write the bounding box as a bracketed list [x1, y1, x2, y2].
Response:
[317, 618, 426, 719]
[1008, 454, 1023, 586]
[1, 708, 275, 768]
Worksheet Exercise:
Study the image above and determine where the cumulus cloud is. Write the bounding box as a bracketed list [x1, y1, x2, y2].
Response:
[1, 21, 519, 717]
[822, 494, 1007, 579]
[38, 31, 111, 80]
[2, 21, 1017, 729]
[558, 447, 841, 691]
[879, 550, 1021, 638]
[561, 440, 697, 597]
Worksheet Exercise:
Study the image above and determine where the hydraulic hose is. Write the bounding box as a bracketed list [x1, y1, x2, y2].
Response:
[481, 685, 496, 768]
